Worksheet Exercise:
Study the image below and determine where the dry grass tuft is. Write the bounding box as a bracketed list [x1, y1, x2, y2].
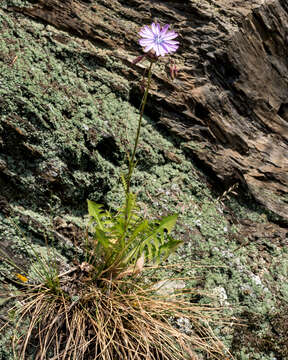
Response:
[10, 266, 231, 360]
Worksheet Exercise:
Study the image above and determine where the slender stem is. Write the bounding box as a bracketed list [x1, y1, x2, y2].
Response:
[127, 61, 153, 191]
[123, 61, 154, 233]
[99, 61, 154, 279]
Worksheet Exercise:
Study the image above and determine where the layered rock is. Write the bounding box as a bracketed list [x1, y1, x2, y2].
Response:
[1, 2, 288, 358]
[8, 0, 288, 222]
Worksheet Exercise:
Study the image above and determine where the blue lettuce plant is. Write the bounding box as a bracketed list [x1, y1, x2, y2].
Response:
[87, 22, 181, 280]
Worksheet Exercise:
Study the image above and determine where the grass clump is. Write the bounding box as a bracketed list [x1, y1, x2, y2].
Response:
[11, 268, 227, 360]
[4, 191, 229, 359]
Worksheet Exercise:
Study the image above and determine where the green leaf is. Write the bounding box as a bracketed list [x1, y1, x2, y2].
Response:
[87, 200, 104, 230]
[159, 237, 183, 262]
[120, 173, 128, 193]
[112, 220, 126, 239]
[126, 193, 137, 221]
[129, 220, 149, 243]
[94, 228, 111, 250]
[87, 192, 181, 278]
[140, 214, 178, 250]
[158, 214, 178, 234]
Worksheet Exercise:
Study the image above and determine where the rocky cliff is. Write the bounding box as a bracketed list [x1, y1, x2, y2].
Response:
[1, 0, 288, 359]
[7, 0, 288, 223]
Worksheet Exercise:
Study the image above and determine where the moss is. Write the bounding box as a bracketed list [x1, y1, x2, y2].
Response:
[0, 328, 14, 360]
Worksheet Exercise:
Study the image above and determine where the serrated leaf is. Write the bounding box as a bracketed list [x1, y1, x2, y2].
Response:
[87, 200, 105, 230]
[94, 228, 111, 250]
[157, 214, 178, 234]
[159, 237, 183, 262]
[140, 214, 178, 251]
[129, 220, 149, 243]
[120, 173, 128, 193]
[126, 193, 137, 220]
[112, 221, 126, 239]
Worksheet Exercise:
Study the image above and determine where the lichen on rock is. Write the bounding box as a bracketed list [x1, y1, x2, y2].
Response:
[1, 1, 288, 359]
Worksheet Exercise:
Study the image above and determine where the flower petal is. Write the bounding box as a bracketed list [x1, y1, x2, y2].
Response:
[139, 25, 154, 38]
[139, 38, 154, 46]
[170, 46, 179, 53]
[163, 40, 179, 46]
[139, 33, 152, 40]
[160, 24, 170, 36]
[154, 43, 161, 56]
[139, 31, 152, 39]
[165, 43, 179, 51]
[160, 42, 169, 54]
[156, 23, 161, 33]
[159, 44, 168, 56]
[163, 31, 178, 41]
[144, 43, 155, 53]
[151, 23, 160, 36]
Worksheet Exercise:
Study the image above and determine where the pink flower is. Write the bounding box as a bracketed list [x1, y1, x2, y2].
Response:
[139, 23, 179, 57]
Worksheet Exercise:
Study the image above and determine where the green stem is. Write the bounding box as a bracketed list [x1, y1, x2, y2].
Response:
[127, 61, 153, 193]
[122, 61, 154, 242]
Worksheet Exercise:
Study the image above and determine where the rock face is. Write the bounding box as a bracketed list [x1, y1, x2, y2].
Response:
[8, 0, 288, 222]
[1, 1, 288, 359]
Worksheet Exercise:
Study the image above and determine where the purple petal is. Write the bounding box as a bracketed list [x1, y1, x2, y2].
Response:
[171, 47, 179, 53]
[144, 43, 155, 53]
[151, 23, 160, 36]
[139, 38, 154, 46]
[165, 42, 179, 49]
[159, 44, 168, 56]
[163, 31, 178, 41]
[139, 25, 154, 38]
[160, 42, 169, 54]
[139, 32, 153, 40]
[154, 43, 161, 56]
[163, 40, 179, 46]
[160, 24, 170, 36]
[139, 31, 152, 39]
[167, 45, 179, 53]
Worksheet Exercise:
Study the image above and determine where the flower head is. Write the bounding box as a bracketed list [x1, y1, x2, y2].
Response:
[139, 23, 179, 57]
